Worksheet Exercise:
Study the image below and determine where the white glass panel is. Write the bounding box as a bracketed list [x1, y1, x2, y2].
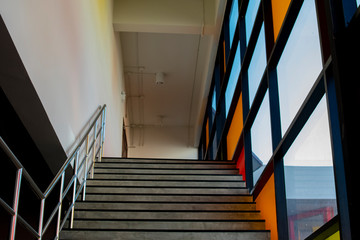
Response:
[251, 91, 272, 184]
[248, 23, 267, 107]
[284, 96, 337, 240]
[277, 0, 323, 135]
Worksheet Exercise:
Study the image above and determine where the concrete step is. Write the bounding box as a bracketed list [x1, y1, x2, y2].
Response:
[60, 230, 270, 240]
[69, 219, 265, 231]
[86, 179, 246, 188]
[74, 209, 262, 220]
[93, 173, 243, 181]
[95, 162, 236, 169]
[75, 202, 256, 211]
[85, 186, 248, 195]
[82, 193, 253, 202]
[94, 168, 239, 175]
[101, 158, 235, 164]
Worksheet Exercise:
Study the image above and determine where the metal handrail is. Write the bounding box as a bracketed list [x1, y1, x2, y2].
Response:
[0, 104, 107, 240]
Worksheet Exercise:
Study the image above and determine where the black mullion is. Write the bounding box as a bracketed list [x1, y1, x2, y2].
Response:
[324, 65, 352, 240]
[268, 0, 304, 69]
[323, 0, 358, 237]
[271, 74, 325, 168]
[240, 5, 264, 74]
[217, 26, 240, 111]
[267, 65, 287, 239]
[242, 72, 268, 131]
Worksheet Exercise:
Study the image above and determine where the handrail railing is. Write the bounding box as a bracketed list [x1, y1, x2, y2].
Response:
[0, 104, 107, 240]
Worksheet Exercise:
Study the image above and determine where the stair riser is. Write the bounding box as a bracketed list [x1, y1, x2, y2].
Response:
[94, 169, 239, 175]
[74, 211, 262, 220]
[82, 194, 253, 202]
[70, 220, 265, 230]
[95, 163, 236, 169]
[86, 180, 246, 188]
[75, 203, 256, 211]
[101, 159, 235, 164]
[85, 187, 248, 195]
[60, 230, 270, 240]
[93, 174, 243, 181]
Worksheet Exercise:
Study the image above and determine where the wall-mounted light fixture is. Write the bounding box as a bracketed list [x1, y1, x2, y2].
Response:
[155, 72, 165, 85]
[121, 91, 126, 101]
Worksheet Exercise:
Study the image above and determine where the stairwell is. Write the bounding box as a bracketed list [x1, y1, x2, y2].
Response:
[60, 158, 270, 240]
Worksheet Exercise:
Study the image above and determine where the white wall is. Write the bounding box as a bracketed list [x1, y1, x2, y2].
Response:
[128, 127, 198, 159]
[0, 0, 126, 157]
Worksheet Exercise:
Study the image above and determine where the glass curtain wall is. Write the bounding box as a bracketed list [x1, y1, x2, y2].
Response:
[198, 0, 350, 238]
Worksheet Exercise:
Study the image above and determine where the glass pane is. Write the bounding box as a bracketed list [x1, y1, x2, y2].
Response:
[227, 93, 243, 160]
[211, 88, 217, 122]
[206, 118, 209, 150]
[229, 0, 239, 47]
[271, 0, 291, 41]
[248, 23, 267, 107]
[284, 96, 337, 240]
[251, 91, 272, 184]
[277, 0, 323, 135]
[357, 0, 360, 7]
[225, 42, 241, 116]
[245, 0, 262, 44]
[212, 131, 218, 160]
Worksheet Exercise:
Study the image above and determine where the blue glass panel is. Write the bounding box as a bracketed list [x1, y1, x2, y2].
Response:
[212, 131, 218, 159]
[357, 0, 360, 7]
[225, 42, 241, 116]
[248, 23, 267, 107]
[211, 88, 216, 122]
[229, 0, 239, 47]
[284, 96, 337, 240]
[251, 91, 272, 185]
[277, 0, 322, 135]
[245, 0, 262, 44]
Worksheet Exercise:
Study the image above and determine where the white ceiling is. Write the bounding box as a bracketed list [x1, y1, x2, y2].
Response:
[114, 0, 226, 148]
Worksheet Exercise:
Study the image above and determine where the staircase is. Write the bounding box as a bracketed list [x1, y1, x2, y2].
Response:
[60, 158, 270, 240]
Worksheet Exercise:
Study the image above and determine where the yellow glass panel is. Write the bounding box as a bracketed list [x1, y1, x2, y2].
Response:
[325, 231, 340, 240]
[271, 0, 291, 41]
[226, 93, 243, 160]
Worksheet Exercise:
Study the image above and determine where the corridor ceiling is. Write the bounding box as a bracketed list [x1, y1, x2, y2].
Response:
[114, 0, 226, 148]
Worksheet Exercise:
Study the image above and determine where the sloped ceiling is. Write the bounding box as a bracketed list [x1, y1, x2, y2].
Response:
[113, 0, 226, 150]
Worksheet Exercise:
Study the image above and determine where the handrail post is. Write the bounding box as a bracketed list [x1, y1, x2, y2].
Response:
[9, 168, 23, 240]
[37, 198, 45, 240]
[70, 150, 80, 229]
[90, 121, 98, 179]
[55, 172, 65, 239]
[99, 106, 107, 163]
[82, 135, 90, 201]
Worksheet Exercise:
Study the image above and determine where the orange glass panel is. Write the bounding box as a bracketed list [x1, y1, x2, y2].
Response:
[271, 0, 291, 41]
[255, 174, 278, 240]
[226, 93, 243, 160]
[223, 40, 227, 72]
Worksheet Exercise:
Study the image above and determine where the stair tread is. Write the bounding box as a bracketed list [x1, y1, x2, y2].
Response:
[60, 229, 270, 240]
[67, 219, 266, 231]
[101, 158, 235, 164]
[60, 157, 269, 240]
[73, 210, 261, 220]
